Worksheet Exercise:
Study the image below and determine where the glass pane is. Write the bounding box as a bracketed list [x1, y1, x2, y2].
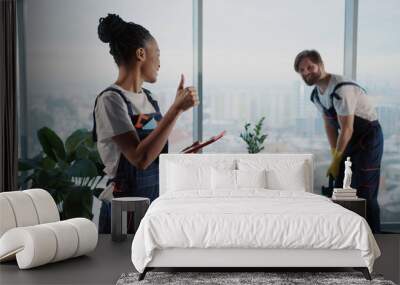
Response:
[203, 0, 344, 193]
[358, 0, 400, 233]
[23, 0, 193, 156]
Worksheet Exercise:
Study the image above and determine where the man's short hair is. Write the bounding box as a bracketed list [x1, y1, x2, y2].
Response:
[294, 50, 323, 72]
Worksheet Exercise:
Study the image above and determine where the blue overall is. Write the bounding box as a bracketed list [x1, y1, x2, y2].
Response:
[311, 82, 384, 233]
[92, 87, 168, 234]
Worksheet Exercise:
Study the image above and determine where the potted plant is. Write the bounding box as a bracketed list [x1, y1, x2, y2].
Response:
[240, 116, 268, 153]
[18, 127, 105, 220]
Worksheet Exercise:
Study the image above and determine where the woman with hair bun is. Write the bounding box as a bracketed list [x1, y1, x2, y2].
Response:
[93, 14, 198, 233]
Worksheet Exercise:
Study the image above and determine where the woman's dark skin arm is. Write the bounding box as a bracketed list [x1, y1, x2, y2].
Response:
[112, 75, 198, 170]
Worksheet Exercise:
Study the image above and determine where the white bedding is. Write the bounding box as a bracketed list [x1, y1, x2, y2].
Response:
[131, 190, 380, 273]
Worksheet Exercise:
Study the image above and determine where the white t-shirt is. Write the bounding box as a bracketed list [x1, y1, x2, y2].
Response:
[314, 74, 378, 121]
[95, 84, 156, 178]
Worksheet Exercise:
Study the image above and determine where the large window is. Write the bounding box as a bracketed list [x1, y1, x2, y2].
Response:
[19, 0, 400, 232]
[22, 0, 193, 156]
[203, 0, 345, 194]
[358, 0, 400, 232]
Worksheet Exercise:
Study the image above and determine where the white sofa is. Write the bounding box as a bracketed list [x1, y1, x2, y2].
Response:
[0, 189, 98, 269]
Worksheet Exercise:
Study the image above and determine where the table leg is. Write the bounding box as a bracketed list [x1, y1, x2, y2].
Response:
[111, 202, 125, 241]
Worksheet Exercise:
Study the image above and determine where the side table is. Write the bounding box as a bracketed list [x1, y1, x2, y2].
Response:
[331, 197, 366, 219]
[111, 197, 150, 242]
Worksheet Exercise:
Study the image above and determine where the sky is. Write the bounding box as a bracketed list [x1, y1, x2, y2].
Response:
[23, 0, 400, 92]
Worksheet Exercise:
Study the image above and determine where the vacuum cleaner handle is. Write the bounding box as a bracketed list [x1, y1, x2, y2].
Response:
[321, 175, 335, 197]
[328, 175, 334, 189]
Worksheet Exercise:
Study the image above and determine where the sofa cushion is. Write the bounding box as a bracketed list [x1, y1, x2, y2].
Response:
[24, 189, 60, 223]
[0, 189, 60, 238]
[0, 196, 17, 237]
[0, 191, 40, 228]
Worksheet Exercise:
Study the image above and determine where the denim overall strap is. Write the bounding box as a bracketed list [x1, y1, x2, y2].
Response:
[143, 88, 161, 112]
[331, 81, 366, 95]
[310, 86, 340, 129]
[106, 87, 166, 194]
[92, 87, 135, 143]
[328, 82, 373, 139]
[311, 82, 368, 131]
[309, 87, 318, 103]
[142, 88, 168, 154]
[98, 87, 167, 233]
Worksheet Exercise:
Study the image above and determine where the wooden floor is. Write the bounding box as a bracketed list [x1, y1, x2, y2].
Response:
[1, 234, 398, 285]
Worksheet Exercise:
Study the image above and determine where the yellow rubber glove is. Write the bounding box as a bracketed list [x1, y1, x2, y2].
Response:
[330, 148, 336, 158]
[326, 149, 343, 178]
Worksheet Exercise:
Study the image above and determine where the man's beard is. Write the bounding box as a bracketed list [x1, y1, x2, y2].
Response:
[303, 70, 321, 86]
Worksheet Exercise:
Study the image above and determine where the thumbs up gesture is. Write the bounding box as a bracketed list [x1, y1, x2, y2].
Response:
[173, 74, 199, 112]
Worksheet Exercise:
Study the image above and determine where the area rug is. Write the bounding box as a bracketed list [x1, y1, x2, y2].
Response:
[116, 271, 396, 285]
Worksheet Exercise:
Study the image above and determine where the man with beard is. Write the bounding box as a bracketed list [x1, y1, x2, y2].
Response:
[294, 50, 384, 233]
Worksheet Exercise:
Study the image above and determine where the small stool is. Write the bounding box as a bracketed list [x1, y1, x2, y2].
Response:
[111, 197, 150, 242]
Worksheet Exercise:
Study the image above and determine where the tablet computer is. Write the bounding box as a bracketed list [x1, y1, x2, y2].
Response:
[181, 131, 226, 153]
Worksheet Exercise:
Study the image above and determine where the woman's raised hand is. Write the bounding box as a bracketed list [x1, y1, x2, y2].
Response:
[173, 74, 199, 112]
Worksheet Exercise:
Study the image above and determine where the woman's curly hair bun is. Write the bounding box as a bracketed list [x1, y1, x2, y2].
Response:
[98, 13, 126, 44]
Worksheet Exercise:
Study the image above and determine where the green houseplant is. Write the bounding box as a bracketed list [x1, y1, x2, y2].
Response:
[18, 127, 105, 220]
[240, 116, 268, 153]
